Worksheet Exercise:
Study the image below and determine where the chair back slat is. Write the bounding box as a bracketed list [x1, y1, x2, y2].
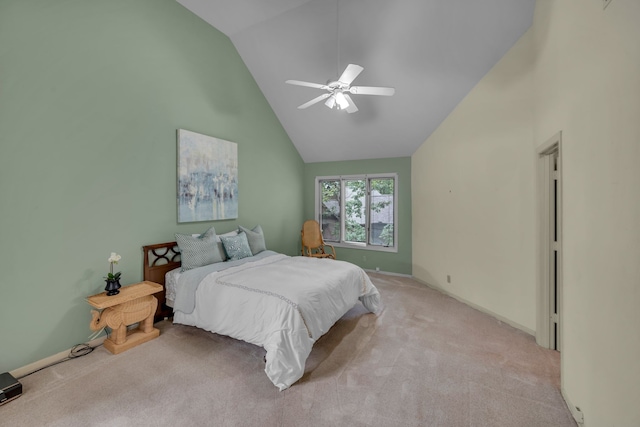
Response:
[302, 220, 323, 247]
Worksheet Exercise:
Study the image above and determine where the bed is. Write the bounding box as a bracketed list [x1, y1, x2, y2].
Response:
[142, 230, 381, 390]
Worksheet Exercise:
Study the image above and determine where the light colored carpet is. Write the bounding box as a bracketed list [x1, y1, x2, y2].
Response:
[3, 273, 576, 426]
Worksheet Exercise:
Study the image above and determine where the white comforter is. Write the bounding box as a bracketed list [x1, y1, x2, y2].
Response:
[173, 254, 381, 390]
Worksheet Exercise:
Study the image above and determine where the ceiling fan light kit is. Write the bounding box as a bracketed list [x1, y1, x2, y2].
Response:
[285, 0, 393, 114]
[286, 63, 395, 113]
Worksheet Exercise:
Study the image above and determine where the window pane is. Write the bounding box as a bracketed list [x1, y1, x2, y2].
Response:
[320, 180, 340, 242]
[345, 179, 366, 243]
[369, 178, 394, 246]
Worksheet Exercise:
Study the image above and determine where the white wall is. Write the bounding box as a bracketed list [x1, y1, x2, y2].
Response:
[413, 1, 640, 425]
[412, 29, 536, 332]
[532, 1, 640, 426]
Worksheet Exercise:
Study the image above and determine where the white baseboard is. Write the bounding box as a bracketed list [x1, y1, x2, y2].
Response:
[9, 335, 107, 379]
[364, 269, 412, 278]
[562, 387, 585, 425]
[413, 277, 535, 336]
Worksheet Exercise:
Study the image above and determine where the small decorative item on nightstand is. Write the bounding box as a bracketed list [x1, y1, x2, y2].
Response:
[104, 252, 122, 296]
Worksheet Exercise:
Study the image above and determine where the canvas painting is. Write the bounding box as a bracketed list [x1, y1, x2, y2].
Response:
[177, 129, 238, 222]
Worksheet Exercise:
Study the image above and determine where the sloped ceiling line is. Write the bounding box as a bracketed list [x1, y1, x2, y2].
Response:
[177, 0, 535, 163]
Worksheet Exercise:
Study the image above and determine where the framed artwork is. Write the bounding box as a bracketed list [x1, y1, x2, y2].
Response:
[177, 129, 238, 222]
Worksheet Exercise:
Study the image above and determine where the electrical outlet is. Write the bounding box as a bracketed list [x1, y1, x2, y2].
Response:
[447, 275, 451, 284]
[363, 255, 367, 261]
[603, 0, 612, 9]
[375, 267, 380, 272]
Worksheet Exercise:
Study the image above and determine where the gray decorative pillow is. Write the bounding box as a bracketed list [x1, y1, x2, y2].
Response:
[220, 232, 253, 261]
[238, 225, 267, 255]
[176, 227, 223, 271]
[216, 230, 239, 261]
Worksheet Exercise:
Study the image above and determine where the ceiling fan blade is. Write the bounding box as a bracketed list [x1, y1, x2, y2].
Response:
[298, 93, 331, 109]
[286, 80, 329, 90]
[349, 86, 395, 96]
[338, 64, 364, 85]
[343, 94, 359, 113]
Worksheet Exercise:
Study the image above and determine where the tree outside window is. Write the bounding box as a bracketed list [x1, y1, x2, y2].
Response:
[318, 174, 396, 250]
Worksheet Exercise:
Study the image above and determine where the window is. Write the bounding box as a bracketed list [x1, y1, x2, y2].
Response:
[316, 174, 397, 252]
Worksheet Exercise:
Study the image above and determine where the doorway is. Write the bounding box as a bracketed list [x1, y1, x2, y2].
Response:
[536, 132, 562, 351]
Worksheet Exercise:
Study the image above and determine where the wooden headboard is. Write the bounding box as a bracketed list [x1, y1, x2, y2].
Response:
[142, 242, 181, 320]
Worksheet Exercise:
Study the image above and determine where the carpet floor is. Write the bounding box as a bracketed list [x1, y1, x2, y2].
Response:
[3, 273, 576, 426]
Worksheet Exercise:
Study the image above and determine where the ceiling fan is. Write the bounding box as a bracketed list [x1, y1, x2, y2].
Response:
[286, 64, 395, 113]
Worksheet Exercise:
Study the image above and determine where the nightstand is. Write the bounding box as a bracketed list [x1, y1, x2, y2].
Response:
[87, 281, 162, 354]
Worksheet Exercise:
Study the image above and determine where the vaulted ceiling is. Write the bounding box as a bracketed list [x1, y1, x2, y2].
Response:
[177, 0, 536, 163]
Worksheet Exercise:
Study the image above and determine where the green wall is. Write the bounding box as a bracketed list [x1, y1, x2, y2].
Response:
[304, 158, 412, 275]
[0, 0, 304, 373]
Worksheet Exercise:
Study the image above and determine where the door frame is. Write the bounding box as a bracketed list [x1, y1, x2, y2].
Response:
[536, 131, 563, 350]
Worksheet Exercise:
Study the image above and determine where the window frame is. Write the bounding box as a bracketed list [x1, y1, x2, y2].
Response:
[314, 173, 398, 253]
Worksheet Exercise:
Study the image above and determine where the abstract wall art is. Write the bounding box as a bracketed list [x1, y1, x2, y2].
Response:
[177, 129, 238, 222]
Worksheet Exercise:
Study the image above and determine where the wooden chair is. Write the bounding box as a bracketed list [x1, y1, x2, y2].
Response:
[301, 220, 336, 259]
